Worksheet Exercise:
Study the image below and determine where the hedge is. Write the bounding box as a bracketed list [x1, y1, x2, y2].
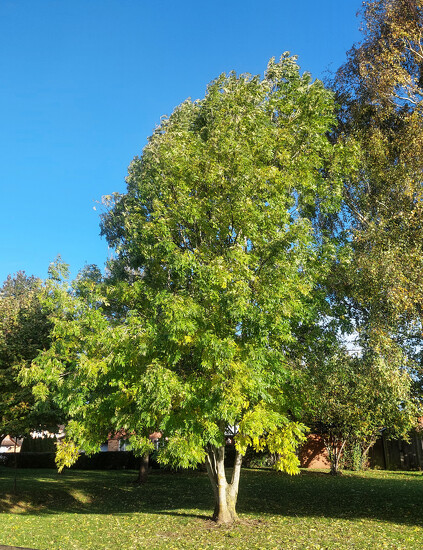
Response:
[0, 451, 159, 470]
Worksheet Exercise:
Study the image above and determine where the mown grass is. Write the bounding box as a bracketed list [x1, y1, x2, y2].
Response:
[0, 467, 422, 549]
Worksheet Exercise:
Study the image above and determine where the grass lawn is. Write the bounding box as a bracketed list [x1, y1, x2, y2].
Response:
[0, 467, 422, 549]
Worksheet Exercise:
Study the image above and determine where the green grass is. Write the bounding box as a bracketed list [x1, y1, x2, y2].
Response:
[1, 467, 423, 549]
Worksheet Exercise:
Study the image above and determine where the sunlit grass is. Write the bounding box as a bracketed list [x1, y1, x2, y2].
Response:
[0, 467, 422, 549]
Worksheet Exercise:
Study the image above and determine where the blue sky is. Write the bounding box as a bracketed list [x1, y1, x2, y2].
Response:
[0, 0, 363, 284]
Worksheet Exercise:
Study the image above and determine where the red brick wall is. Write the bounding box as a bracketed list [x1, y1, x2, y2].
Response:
[299, 434, 331, 469]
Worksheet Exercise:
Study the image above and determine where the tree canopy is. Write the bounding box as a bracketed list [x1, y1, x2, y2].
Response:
[304, 341, 418, 474]
[0, 272, 58, 439]
[334, 0, 423, 337]
[29, 54, 356, 523]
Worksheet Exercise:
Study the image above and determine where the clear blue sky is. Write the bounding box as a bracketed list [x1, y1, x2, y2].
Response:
[0, 0, 363, 284]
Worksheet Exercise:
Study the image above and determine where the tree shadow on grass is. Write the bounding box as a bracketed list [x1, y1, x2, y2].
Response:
[1, 467, 422, 528]
[237, 468, 423, 527]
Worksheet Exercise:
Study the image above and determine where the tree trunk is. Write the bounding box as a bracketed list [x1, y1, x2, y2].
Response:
[360, 439, 375, 470]
[205, 445, 242, 524]
[135, 452, 150, 484]
[13, 440, 17, 494]
[325, 436, 346, 475]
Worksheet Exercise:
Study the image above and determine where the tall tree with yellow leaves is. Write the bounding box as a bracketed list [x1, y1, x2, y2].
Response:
[334, 0, 423, 362]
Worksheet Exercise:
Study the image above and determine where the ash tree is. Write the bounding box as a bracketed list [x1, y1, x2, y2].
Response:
[30, 55, 354, 524]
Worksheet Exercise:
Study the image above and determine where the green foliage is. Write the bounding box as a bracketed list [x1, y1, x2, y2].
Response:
[0, 271, 59, 439]
[158, 434, 207, 469]
[325, 2, 423, 472]
[29, 57, 355, 493]
[334, 0, 423, 354]
[55, 439, 80, 473]
[98, 53, 352, 466]
[341, 441, 366, 472]
[305, 340, 419, 473]
[236, 405, 307, 474]
[125, 436, 154, 458]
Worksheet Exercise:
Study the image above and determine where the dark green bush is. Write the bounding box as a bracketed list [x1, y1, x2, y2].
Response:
[21, 437, 57, 453]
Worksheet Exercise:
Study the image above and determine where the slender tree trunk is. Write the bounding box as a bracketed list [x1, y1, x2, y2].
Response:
[13, 440, 17, 494]
[334, 440, 346, 474]
[360, 440, 375, 470]
[325, 435, 346, 475]
[329, 442, 339, 475]
[205, 445, 242, 524]
[135, 452, 149, 483]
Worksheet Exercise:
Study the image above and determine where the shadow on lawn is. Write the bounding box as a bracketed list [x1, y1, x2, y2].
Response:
[0, 467, 422, 528]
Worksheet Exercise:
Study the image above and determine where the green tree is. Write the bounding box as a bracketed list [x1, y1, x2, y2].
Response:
[304, 340, 418, 475]
[30, 55, 354, 524]
[0, 272, 58, 441]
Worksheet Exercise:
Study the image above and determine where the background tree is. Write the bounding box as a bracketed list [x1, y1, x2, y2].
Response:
[28, 261, 158, 483]
[0, 272, 59, 441]
[324, 2, 423, 440]
[30, 54, 355, 524]
[334, 0, 423, 345]
[304, 341, 418, 475]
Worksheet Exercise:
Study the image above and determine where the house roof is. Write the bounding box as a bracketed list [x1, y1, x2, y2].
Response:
[1, 436, 21, 447]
